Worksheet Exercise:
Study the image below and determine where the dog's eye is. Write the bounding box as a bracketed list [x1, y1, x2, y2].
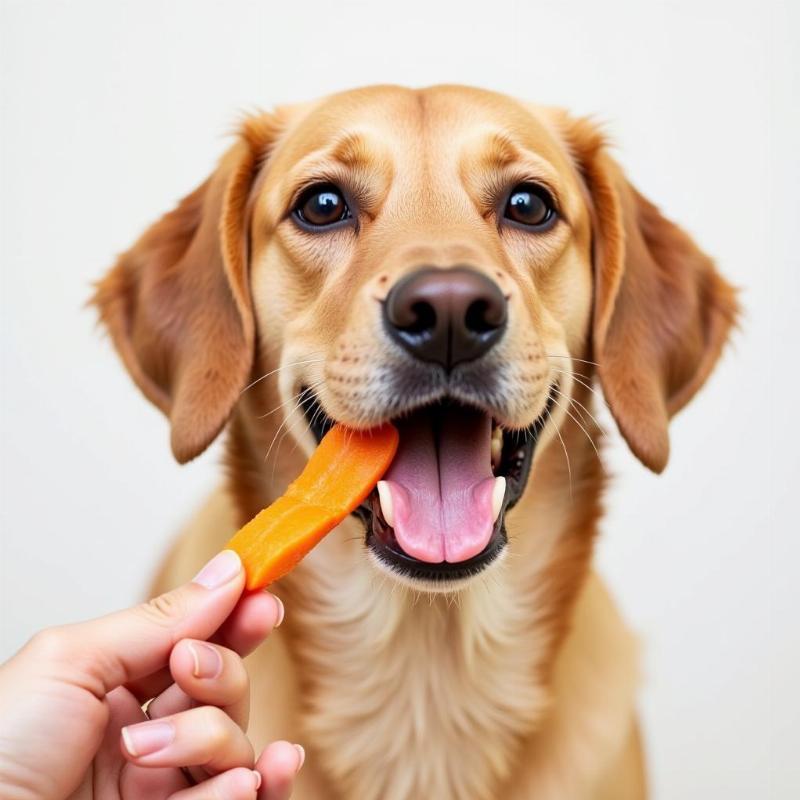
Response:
[503, 184, 556, 228]
[293, 183, 351, 228]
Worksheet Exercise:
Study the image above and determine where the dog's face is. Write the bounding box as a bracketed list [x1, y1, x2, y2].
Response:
[249, 87, 593, 583]
[95, 85, 737, 590]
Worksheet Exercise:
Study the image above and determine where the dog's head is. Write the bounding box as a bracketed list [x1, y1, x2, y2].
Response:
[95, 86, 737, 589]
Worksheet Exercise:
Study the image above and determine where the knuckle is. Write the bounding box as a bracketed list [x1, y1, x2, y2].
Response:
[199, 706, 233, 750]
[29, 626, 72, 661]
[137, 591, 186, 627]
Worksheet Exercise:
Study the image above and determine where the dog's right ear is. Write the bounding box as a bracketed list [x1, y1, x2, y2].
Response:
[93, 115, 282, 463]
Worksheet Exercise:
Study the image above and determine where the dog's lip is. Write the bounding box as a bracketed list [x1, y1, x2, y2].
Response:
[299, 385, 557, 581]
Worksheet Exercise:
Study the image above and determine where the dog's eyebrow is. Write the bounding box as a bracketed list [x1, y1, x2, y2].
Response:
[462, 130, 565, 207]
[286, 131, 382, 183]
[480, 132, 525, 169]
[477, 132, 561, 183]
[329, 132, 373, 170]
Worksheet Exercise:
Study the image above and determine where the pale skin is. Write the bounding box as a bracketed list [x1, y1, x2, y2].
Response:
[0, 550, 304, 800]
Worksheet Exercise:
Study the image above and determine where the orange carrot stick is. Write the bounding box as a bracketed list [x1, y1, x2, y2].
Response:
[226, 423, 399, 590]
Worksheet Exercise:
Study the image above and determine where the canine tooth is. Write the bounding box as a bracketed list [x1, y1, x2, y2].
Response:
[377, 481, 394, 528]
[491, 476, 506, 523]
[491, 427, 503, 468]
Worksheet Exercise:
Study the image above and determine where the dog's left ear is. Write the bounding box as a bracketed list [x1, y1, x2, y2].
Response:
[93, 115, 281, 463]
[562, 117, 739, 472]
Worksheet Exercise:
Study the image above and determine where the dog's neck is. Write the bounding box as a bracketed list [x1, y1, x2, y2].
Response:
[226, 392, 604, 800]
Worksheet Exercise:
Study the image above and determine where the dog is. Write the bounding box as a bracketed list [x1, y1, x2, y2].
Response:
[94, 85, 738, 799]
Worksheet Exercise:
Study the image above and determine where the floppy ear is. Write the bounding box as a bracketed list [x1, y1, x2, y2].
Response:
[93, 116, 281, 463]
[564, 118, 739, 472]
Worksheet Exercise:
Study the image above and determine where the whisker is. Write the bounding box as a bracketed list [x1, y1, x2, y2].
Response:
[270, 409, 313, 484]
[256, 389, 304, 420]
[553, 366, 594, 384]
[256, 376, 325, 420]
[550, 368, 610, 409]
[553, 424, 573, 501]
[552, 384, 590, 429]
[240, 356, 326, 396]
[285, 384, 331, 461]
[545, 353, 601, 367]
[264, 379, 328, 481]
[550, 393, 601, 461]
[262, 387, 315, 466]
[557, 388, 605, 434]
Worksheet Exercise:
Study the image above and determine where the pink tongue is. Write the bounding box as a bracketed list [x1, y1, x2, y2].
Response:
[383, 406, 496, 563]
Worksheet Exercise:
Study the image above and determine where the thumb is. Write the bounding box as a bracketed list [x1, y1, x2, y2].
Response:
[50, 550, 245, 696]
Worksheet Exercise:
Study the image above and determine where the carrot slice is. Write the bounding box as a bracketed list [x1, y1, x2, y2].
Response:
[225, 423, 399, 590]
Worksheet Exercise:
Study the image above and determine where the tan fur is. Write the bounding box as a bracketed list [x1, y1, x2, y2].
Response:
[98, 85, 738, 799]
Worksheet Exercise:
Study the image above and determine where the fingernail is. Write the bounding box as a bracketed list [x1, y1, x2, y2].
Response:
[121, 720, 174, 757]
[251, 770, 262, 790]
[186, 641, 223, 679]
[192, 550, 241, 589]
[271, 594, 285, 627]
[294, 743, 305, 772]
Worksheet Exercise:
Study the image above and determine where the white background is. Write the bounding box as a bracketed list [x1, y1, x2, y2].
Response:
[1, 1, 795, 797]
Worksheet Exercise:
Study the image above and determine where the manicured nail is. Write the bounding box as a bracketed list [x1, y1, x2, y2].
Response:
[294, 744, 305, 772]
[251, 770, 262, 790]
[186, 641, 223, 679]
[192, 550, 241, 589]
[271, 594, 285, 627]
[121, 720, 175, 757]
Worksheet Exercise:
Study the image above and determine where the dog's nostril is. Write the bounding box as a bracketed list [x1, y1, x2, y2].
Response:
[465, 299, 503, 334]
[404, 301, 437, 335]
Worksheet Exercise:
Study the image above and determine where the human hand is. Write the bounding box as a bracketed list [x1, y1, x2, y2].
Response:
[0, 550, 304, 800]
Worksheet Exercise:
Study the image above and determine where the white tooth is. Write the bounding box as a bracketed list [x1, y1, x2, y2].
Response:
[491, 427, 503, 468]
[491, 476, 506, 523]
[377, 481, 395, 528]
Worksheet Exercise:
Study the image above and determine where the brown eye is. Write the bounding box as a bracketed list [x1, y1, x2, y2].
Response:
[503, 183, 556, 228]
[293, 183, 351, 228]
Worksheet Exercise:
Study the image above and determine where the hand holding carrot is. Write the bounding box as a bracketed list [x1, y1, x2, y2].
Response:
[0, 551, 303, 800]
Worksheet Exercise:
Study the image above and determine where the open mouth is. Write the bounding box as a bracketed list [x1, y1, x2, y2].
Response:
[300, 388, 556, 583]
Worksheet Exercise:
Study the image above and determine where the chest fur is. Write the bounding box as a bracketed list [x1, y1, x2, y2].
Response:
[285, 556, 554, 800]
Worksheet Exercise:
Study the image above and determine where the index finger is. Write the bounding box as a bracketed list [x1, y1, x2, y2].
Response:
[40, 551, 245, 697]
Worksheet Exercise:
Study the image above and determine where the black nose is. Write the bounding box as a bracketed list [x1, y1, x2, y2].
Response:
[383, 266, 508, 370]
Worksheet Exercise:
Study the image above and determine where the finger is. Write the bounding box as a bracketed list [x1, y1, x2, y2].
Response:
[129, 590, 282, 704]
[121, 705, 254, 774]
[146, 641, 250, 727]
[104, 688, 189, 798]
[214, 591, 284, 656]
[167, 767, 262, 800]
[171, 640, 250, 728]
[41, 550, 245, 699]
[256, 741, 304, 800]
[142, 681, 220, 789]
[145, 682, 193, 720]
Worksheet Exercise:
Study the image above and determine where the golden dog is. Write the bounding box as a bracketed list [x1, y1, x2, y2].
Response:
[94, 85, 737, 799]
